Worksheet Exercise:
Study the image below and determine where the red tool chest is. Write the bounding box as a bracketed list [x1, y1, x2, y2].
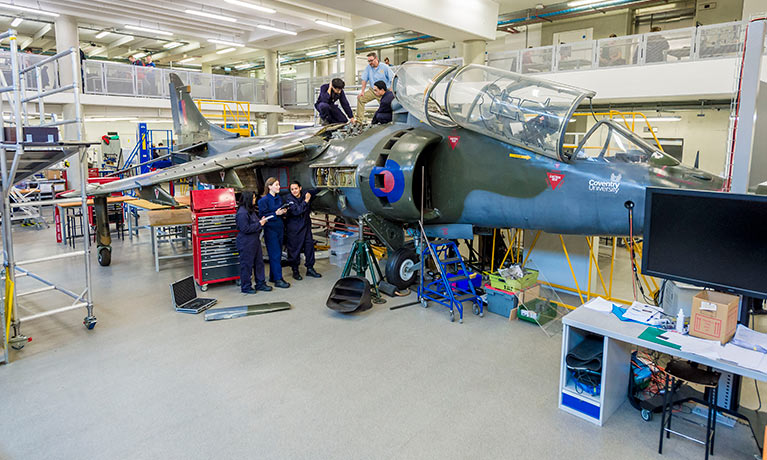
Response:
[191, 188, 239, 291]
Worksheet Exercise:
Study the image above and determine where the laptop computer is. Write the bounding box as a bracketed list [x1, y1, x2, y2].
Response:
[170, 276, 217, 314]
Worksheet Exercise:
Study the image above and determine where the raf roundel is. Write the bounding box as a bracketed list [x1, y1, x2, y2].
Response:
[370, 159, 405, 203]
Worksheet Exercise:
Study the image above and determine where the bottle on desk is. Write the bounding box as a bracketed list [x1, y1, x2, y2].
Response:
[676, 309, 685, 333]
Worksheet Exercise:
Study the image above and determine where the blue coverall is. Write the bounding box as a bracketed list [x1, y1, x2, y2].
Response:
[258, 193, 286, 282]
[314, 83, 353, 124]
[235, 206, 265, 291]
[284, 192, 315, 271]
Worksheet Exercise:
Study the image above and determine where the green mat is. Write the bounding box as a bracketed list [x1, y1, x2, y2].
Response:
[638, 327, 681, 350]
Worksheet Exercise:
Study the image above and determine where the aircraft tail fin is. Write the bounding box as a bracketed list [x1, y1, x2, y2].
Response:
[169, 73, 237, 148]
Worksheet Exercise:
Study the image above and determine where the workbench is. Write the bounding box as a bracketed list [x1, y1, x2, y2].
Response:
[560, 304, 767, 452]
[56, 196, 135, 247]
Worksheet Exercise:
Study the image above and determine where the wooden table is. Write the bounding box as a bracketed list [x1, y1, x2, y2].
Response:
[56, 196, 137, 246]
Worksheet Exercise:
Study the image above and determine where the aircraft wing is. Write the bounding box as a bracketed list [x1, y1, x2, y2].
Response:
[83, 131, 324, 197]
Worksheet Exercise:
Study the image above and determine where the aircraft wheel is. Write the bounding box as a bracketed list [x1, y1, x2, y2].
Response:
[97, 247, 111, 266]
[385, 247, 418, 290]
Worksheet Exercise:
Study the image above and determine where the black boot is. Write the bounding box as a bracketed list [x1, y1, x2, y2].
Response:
[274, 279, 291, 288]
[306, 267, 322, 278]
[254, 282, 273, 292]
[292, 269, 303, 280]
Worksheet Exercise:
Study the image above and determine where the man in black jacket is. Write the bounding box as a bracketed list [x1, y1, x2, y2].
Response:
[315, 78, 354, 125]
[371, 80, 394, 125]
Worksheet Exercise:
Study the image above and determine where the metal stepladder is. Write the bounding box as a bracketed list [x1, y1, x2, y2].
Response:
[418, 239, 483, 323]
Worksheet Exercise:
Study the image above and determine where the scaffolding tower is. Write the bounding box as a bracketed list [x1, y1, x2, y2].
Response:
[0, 29, 95, 365]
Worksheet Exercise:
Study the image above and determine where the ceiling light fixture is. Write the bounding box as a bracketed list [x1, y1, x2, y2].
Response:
[234, 62, 255, 70]
[224, 0, 276, 14]
[163, 42, 183, 49]
[85, 117, 138, 122]
[364, 36, 394, 45]
[216, 47, 236, 54]
[314, 19, 352, 32]
[178, 57, 197, 63]
[208, 38, 245, 47]
[132, 52, 148, 59]
[306, 48, 330, 56]
[125, 24, 173, 36]
[10, 17, 22, 27]
[567, 0, 624, 7]
[635, 3, 680, 15]
[257, 24, 297, 35]
[643, 116, 682, 122]
[95, 30, 110, 39]
[0, 3, 59, 17]
[185, 9, 237, 22]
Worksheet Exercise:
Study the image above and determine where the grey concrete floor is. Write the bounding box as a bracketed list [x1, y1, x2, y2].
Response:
[0, 214, 763, 459]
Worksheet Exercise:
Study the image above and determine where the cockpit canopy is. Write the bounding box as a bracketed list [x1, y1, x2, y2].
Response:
[392, 62, 596, 162]
[572, 119, 680, 166]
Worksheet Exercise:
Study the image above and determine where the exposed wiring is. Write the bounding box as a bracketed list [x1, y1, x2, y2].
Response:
[589, 97, 599, 123]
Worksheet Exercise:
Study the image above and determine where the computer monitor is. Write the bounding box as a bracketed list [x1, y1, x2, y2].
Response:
[641, 187, 767, 300]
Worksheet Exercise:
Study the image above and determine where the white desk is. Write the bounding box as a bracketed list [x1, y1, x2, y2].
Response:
[560, 305, 767, 451]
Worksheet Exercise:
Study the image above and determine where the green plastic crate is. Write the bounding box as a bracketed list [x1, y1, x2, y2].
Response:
[488, 269, 539, 292]
[518, 298, 557, 325]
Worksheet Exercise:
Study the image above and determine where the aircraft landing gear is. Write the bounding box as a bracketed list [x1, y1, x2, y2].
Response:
[97, 246, 111, 266]
[385, 246, 419, 290]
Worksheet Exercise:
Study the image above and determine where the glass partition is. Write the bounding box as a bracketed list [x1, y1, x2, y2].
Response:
[104, 61, 135, 96]
[189, 72, 213, 99]
[645, 28, 695, 64]
[445, 64, 595, 161]
[136, 66, 162, 97]
[84, 61, 104, 94]
[597, 35, 641, 68]
[556, 41, 594, 71]
[213, 75, 235, 101]
[487, 50, 521, 73]
[697, 21, 745, 59]
[521, 46, 554, 74]
[235, 76, 256, 103]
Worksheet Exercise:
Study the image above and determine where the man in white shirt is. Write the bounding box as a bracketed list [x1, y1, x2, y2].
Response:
[356, 52, 395, 122]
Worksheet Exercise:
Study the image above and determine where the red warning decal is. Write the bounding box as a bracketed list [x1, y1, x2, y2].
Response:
[546, 171, 565, 190]
[448, 136, 460, 150]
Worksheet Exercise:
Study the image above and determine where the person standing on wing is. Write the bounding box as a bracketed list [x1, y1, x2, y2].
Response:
[356, 52, 394, 123]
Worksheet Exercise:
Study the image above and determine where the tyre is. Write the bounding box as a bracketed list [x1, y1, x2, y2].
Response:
[385, 247, 418, 290]
[97, 247, 111, 266]
[200, 284, 208, 292]
[641, 409, 652, 422]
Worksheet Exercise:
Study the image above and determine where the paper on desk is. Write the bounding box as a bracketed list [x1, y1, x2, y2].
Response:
[663, 332, 721, 359]
[581, 297, 614, 313]
[622, 302, 664, 325]
[718, 343, 767, 373]
[731, 325, 767, 353]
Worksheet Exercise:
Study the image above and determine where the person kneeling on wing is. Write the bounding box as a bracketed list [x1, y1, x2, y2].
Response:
[236, 191, 272, 294]
[284, 181, 322, 281]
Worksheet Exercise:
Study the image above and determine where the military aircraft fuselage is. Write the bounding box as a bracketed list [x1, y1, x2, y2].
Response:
[269, 119, 721, 237]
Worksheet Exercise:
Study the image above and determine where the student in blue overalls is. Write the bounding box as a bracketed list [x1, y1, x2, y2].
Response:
[284, 181, 322, 280]
[258, 177, 290, 288]
[235, 191, 272, 294]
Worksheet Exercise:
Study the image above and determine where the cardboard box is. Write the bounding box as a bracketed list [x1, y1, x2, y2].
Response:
[689, 291, 739, 344]
[519, 283, 541, 305]
[44, 169, 63, 180]
[148, 209, 192, 227]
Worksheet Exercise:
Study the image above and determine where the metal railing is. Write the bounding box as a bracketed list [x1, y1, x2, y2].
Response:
[487, 20, 761, 75]
[81, 60, 268, 103]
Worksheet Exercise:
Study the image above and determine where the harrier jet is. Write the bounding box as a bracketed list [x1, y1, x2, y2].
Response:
[83, 62, 722, 288]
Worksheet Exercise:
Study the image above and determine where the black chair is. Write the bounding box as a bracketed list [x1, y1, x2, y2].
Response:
[659, 360, 720, 459]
